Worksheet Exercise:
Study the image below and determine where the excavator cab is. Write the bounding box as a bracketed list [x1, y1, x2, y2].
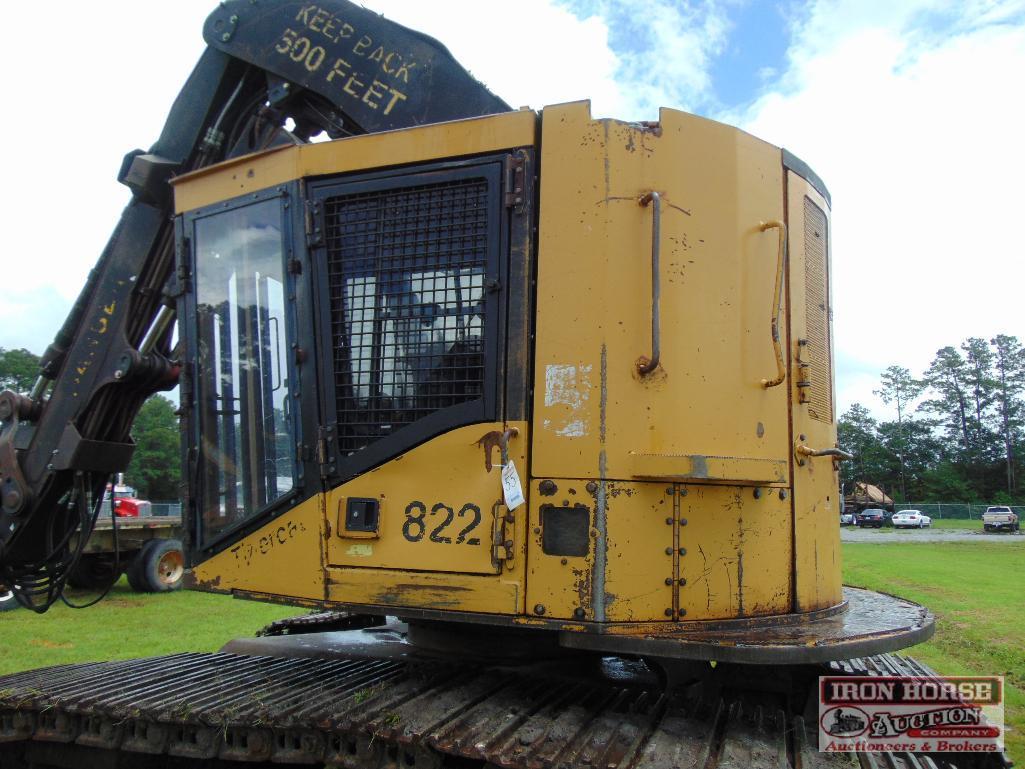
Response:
[170, 102, 932, 664]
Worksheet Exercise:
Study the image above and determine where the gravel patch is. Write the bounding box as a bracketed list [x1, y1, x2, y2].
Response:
[840, 526, 1024, 543]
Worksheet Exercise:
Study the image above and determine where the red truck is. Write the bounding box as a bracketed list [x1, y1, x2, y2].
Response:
[105, 480, 152, 518]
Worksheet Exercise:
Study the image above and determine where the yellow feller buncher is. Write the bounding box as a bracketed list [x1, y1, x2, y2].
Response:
[0, 3, 997, 768]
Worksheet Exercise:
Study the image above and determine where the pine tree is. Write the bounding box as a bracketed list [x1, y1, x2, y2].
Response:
[874, 366, 924, 501]
[990, 335, 1025, 495]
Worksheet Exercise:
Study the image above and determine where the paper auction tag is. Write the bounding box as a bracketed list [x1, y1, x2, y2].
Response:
[501, 461, 525, 511]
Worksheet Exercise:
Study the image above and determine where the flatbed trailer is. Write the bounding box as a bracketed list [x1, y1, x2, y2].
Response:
[68, 513, 184, 593]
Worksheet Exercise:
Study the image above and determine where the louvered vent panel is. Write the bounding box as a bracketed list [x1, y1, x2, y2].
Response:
[803, 197, 832, 423]
[324, 178, 489, 455]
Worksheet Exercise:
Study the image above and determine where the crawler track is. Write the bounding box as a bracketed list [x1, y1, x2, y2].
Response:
[0, 651, 1010, 769]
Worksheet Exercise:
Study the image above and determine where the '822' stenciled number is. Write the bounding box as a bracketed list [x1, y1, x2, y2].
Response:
[402, 501, 481, 545]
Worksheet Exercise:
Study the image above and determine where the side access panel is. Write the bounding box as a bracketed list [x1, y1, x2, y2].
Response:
[787, 172, 842, 611]
[325, 422, 528, 580]
[531, 102, 790, 487]
[525, 479, 674, 622]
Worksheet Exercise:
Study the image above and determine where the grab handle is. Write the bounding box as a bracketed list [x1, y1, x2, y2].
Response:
[796, 445, 854, 461]
[637, 192, 662, 376]
[759, 220, 787, 388]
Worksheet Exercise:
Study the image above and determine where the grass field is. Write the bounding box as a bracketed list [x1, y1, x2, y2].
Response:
[843, 540, 1024, 762]
[929, 518, 987, 530]
[2, 544, 1022, 763]
[0, 582, 296, 675]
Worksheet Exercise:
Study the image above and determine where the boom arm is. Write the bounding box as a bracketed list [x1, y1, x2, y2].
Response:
[0, 0, 509, 610]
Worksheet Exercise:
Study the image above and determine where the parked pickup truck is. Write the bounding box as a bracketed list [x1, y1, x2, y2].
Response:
[982, 506, 1020, 533]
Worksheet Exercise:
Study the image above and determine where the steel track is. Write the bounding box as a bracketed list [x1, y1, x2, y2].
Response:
[0, 651, 1011, 769]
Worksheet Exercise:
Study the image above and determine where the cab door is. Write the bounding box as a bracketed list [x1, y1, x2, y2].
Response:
[311, 155, 532, 614]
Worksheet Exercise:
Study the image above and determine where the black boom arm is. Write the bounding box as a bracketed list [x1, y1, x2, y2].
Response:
[0, 0, 509, 610]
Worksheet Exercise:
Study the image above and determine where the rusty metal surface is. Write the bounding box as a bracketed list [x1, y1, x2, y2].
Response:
[560, 586, 935, 664]
[0, 648, 1005, 769]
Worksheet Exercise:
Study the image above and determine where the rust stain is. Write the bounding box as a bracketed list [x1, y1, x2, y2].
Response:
[371, 583, 472, 610]
[475, 431, 505, 472]
[573, 564, 593, 617]
[185, 572, 224, 591]
[736, 490, 745, 617]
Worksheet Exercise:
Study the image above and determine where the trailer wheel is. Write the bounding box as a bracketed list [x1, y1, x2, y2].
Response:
[0, 589, 18, 612]
[67, 555, 120, 590]
[130, 539, 184, 592]
[126, 553, 148, 592]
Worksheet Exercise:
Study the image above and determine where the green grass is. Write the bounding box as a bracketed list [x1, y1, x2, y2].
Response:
[0, 579, 297, 675]
[843, 540, 1025, 763]
[930, 518, 989, 530]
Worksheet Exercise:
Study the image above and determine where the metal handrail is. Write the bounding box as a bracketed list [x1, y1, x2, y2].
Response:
[637, 192, 662, 376]
[759, 219, 787, 388]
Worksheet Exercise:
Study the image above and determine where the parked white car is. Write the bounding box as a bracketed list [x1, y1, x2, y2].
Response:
[840, 512, 855, 525]
[892, 509, 931, 529]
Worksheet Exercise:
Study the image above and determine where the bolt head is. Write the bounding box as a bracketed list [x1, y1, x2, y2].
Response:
[533, 604, 546, 616]
[679, 517, 688, 526]
[573, 608, 585, 619]
[2, 487, 22, 511]
[679, 578, 687, 586]
[664, 577, 673, 586]
[679, 547, 687, 556]
[664, 608, 674, 617]
[665, 517, 673, 525]
[665, 547, 673, 555]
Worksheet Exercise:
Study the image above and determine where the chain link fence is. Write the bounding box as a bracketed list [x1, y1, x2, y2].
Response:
[149, 501, 182, 517]
[894, 503, 1024, 519]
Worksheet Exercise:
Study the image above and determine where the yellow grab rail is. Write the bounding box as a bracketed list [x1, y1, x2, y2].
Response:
[759, 219, 787, 388]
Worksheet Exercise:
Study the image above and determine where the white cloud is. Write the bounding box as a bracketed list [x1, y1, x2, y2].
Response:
[365, 0, 624, 114]
[555, 0, 733, 118]
[733, 0, 1025, 419]
[364, 0, 733, 120]
[1, 1, 212, 314]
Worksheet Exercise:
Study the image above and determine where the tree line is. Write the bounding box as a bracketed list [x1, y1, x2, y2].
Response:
[840, 335, 1024, 504]
[0, 347, 181, 500]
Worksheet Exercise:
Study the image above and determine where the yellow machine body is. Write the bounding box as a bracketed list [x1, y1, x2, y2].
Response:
[179, 101, 842, 635]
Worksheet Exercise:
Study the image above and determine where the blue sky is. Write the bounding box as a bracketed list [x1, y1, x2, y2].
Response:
[706, 2, 791, 107]
[558, 0, 794, 111]
[2, 0, 1023, 421]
